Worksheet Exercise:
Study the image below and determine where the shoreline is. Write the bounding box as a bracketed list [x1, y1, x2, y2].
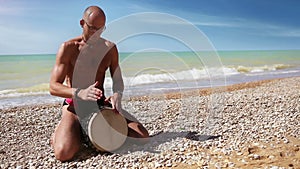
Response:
[1, 76, 295, 111]
[1, 76, 299, 168]
[128, 76, 300, 101]
[1, 65, 300, 109]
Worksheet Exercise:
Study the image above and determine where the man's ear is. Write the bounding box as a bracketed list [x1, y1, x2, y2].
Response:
[80, 19, 84, 27]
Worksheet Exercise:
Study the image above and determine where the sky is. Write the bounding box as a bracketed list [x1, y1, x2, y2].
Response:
[0, 0, 300, 54]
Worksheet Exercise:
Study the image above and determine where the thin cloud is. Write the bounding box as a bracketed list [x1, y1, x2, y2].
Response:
[127, 4, 150, 11]
[154, 7, 300, 39]
[0, 25, 54, 54]
[0, 0, 35, 16]
[192, 15, 300, 38]
[264, 29, 300, 38]
[135, 13, 300, 39]
[280, 30, 300, 37]
[0, 6, 25, 16]
[194, 21, 239, 27]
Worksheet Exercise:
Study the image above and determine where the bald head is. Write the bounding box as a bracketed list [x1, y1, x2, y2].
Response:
[80, 6, 106, 41]
[83, 6, 106, 23]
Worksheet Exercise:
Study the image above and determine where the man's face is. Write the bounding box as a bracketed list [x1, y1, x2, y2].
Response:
[82, 16, 105, 41]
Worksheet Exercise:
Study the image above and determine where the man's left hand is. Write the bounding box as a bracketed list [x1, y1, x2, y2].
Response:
[105, 93, 122, 112]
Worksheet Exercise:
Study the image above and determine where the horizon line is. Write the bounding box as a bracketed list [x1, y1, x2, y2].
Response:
[1, 48, 300, 56]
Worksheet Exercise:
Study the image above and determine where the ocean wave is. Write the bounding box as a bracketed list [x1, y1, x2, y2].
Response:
[121, 67, 238, 86]
[235, 64, 292, 73]
[0, 64, 294, 98]
[245, 69, 300, 76]
[116, 64, 292, 86]
[0, 83, 50, 98]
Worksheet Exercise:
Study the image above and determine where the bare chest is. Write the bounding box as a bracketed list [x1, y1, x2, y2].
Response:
[70, 52, 111, 88]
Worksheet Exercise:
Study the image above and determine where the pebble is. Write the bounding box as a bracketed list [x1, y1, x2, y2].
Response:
[270, 166, 279, 169]
[154, 162, 162, 168]
[1, 77, 300, 168]
[236, 152, 243, 156]
[166, 163, 172, 167]
[268, 155, 275, 159]
[283, 139, 289, 144]
[253, 154, 260, 160]
[228, 162, 235, 167]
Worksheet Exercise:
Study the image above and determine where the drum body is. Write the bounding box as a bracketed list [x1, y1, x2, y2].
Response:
[82, 108, 128, 152]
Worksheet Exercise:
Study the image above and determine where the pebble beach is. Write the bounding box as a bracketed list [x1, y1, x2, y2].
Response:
[1, 77, 299, 169]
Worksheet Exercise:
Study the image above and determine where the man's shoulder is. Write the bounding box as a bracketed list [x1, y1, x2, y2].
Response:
[61, 36, 82, 49]
[99, 37, 115, 48]
[68, 36, 82, 43]
[56, 36, 82, 61]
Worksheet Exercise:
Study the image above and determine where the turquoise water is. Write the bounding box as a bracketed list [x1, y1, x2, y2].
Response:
[0, 54, 55, 90]
[219, 50, 300, 68]
[0, 50, 299, 108]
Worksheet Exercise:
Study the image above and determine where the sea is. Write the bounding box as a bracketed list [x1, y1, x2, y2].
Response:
[0, 50, 299, 109]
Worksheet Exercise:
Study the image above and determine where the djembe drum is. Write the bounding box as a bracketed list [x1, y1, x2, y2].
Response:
[81, 107, 128, 152]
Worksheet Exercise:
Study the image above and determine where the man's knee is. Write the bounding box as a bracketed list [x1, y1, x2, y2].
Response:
[127, 122, 150, 144]
[54, 143, 78, 162]
[138, 124, 149, 139]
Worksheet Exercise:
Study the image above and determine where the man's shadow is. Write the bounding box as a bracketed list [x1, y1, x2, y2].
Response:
[75, 131, 221, 161]
[116, 131, 221, 154]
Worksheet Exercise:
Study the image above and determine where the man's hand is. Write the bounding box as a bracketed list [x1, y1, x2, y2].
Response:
[77, 81, 102, 101]
[105, 92, 122, 112]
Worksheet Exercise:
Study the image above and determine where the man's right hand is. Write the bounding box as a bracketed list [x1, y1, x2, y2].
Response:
[76, 81, 102, 101]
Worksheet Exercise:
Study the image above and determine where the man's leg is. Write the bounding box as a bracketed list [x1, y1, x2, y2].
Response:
[51, 106, 82, 162]
[127, 121, 150, 144]
[120, 109, 150, 144]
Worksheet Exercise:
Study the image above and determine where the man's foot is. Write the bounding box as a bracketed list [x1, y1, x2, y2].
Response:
[49, 133, 54, 148]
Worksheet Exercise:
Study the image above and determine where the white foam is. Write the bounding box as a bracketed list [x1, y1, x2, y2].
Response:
[246, 69, 300, 76]
[0, 90, 49, 98]
[104, 67, 239, 87]
[1, 65, 297, 102]
[237, 64, 292, 73]
[0, 94, 62, 110]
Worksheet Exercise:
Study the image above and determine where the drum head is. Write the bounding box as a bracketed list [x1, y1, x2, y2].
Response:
[88, 109, 128, 152]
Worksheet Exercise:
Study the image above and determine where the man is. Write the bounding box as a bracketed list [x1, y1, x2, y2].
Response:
[49, 6, 149, 162]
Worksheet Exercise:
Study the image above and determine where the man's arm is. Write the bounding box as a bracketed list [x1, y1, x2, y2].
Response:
[49, 42, 76, 98]
[50, 42, 102, 101]
[110, 45, 124, 93]
[109, 45, 124, 109]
